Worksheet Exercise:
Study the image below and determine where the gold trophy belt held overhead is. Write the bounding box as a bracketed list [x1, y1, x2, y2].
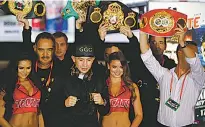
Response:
[90, 2, 137, 31]
[139, 9, 187, 37]
[72, 1, 97, 18]
[8, 0, 33, 16]
[149, 11, 174, 34]
[6, 0, 46, 18]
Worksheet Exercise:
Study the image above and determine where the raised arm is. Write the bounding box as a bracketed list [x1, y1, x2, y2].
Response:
[187, 51, 205, 88]
[175, 24, 196, 58]
[119, 26, 140, 54]
[16, 14, 29, 30]
[98, 23, 108, 42]
[119, 26, 148, 82]
[175, 24, 205, 87]
[140, 31, 167, 82]
[139, 31, 150, 54]
[16, 13, 33, 53]
[75, 14, 86, 32]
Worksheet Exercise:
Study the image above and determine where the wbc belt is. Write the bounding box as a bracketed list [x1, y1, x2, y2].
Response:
[139, 9, 187, 37]
[61, 0, 100, 19]
[0, 0, 46, 18]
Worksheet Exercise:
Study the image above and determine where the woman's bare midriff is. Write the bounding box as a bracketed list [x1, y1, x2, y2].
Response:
[102, 112, 131, 127]
[9, 112, 38, 127]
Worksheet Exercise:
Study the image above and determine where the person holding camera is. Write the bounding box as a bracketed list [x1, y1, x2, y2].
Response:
[64, 44, 110, 127]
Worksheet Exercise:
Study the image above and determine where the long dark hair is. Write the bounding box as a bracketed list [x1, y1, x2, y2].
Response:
[3, 52, 39, 120]
[4, 52, 35, 87]
[108, 51, 136, 102]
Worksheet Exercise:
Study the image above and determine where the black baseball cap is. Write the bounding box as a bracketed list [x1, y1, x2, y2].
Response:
[73, 44, 95, 57]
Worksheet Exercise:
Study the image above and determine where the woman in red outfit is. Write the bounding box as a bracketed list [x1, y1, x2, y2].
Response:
[102, 52, 143, 127]
[0, 53, 44, 127]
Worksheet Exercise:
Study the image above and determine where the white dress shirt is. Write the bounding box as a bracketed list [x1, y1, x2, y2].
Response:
[141, 49, 205, 127]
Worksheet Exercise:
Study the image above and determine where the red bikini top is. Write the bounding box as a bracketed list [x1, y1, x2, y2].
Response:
[106, 78, 131, 113]
[12, 79, 41, 114]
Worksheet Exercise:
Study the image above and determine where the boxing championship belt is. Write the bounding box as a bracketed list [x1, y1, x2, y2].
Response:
[0, 0, 46, 18]
[61, 0, 100, 20]
[87, 1, 138, 33]
[0, 0, 9, 15]
[139, 9, 187, 37]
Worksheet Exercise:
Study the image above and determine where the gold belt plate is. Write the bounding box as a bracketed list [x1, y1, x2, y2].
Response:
[8, 0, 32, 16]
[150, 11, 174, 34]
